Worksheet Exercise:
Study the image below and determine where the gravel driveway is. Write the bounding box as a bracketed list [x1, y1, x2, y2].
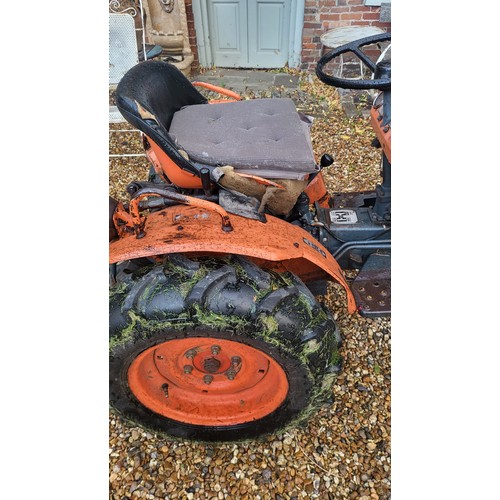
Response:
[109, 73, 391, 500]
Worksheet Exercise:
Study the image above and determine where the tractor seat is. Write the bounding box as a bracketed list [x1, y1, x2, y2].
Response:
[169, 98, 318, 180]
[116, 61, 318, 181]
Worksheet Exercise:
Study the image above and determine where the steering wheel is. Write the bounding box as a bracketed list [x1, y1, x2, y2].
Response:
[316, 32, 391, 91]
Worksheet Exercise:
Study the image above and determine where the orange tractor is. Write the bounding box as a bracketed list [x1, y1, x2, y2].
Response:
[109, 33, 391, 441]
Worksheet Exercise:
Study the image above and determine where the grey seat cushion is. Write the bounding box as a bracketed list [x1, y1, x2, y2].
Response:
[169, 98, 318, 180]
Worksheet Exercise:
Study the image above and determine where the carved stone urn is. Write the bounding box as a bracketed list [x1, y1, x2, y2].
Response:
[143, 0, 194, 76]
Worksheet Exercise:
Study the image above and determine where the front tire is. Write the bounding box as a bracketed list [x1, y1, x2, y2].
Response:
[109, 255, 342, 441]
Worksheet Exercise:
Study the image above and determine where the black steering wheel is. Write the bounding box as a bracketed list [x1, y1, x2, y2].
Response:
[316, 32, 391, 91]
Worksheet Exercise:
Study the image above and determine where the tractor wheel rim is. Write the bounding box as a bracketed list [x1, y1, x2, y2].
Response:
[127, 337, 289, 426]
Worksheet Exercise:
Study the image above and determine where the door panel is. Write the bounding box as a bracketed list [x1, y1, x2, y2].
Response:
[207, 0, 248, 67]
[207, 0, 291, 68]
[248, 0, 290, 67]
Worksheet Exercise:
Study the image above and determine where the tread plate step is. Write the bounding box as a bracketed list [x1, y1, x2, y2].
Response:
[351, 253, 390, 317]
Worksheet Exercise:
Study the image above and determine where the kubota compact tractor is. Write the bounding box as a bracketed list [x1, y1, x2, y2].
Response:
[109, 33, 391, 441]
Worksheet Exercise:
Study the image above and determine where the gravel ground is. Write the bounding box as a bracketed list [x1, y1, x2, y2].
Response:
[109, 73, 391, 500]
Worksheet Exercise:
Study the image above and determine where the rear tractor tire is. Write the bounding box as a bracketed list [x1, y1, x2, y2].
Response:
[109, 254, 342, 441]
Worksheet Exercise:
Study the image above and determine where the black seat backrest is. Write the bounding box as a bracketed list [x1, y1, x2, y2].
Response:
[116, 60, 207, 130]
[115, 61, 208, 176]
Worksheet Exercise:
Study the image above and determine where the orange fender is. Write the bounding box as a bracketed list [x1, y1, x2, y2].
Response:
[109, 206, 357, 313]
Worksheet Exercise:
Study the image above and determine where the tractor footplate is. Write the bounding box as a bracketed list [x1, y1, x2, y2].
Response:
[351, 253, 390, 317]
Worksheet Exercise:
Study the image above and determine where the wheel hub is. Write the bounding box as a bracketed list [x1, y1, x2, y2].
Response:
[127, 337, 289, 426]
[191, 345, 231, 376]
[202, 356, 221, 373]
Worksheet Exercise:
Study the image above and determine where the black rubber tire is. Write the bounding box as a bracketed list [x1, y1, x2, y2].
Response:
[109, 254, 342, 442]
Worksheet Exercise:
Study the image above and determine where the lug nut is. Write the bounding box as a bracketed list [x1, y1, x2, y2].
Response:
[185, 349, 197, 359]
[226, 369, 236, 380]
[231, 356, 241, 366]
[211, 345, 221, 355]
[183, 365, 193, 374]
[161, 383, 169, 398]
[203, 375, 213, 385]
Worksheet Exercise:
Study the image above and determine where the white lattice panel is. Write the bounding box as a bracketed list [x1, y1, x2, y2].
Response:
[109, 105, 126, 123]
[109, 13, 139, 85]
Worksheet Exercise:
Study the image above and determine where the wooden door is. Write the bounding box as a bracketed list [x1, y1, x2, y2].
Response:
[207, 0, 291, 68]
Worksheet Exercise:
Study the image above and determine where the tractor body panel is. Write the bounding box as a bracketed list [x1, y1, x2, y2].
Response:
[109, 205, 357, 313]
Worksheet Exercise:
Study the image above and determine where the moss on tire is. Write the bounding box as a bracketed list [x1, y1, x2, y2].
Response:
[109, 254, 342, 441]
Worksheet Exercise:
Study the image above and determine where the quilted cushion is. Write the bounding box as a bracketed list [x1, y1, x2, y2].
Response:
[169, 98, 318, 180]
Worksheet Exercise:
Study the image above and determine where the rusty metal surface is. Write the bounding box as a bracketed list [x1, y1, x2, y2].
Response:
[351, 253, 390, 317]
[370, 105, 391, 163]
[109, 205, 357, 313]
[331, 190, 377, 209]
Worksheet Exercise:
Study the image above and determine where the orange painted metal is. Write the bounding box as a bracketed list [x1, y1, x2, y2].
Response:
[236, 173, 285, 189]
[113, 201, 137, 238]
[146, 138, 203, 189]
[130, 190, 233, 236]
[207, 99, 239, 104]
[127, 337, 289, 425]
[192, 81, 242, 101]
[370, 106, 391, 163]
[304, 172, 331, 208]
[109, 205, 357, 313]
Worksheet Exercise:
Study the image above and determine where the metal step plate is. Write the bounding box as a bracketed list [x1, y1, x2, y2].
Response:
[351, 253, 390, 317]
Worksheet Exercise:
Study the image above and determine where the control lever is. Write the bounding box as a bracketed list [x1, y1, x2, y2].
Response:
[320, 154, 334, 168]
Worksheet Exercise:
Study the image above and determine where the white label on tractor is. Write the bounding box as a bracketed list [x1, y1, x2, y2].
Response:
[330, 209, 358, 224]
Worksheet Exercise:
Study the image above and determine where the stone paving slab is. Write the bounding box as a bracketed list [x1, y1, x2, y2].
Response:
[191, 69, 299, 93]
[274, 73, 300, 88]
[190, 68, 370, 118]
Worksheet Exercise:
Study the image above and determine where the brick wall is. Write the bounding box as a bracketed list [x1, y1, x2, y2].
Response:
[301, 0, 391, 72]
[184, 0, 200, 72]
